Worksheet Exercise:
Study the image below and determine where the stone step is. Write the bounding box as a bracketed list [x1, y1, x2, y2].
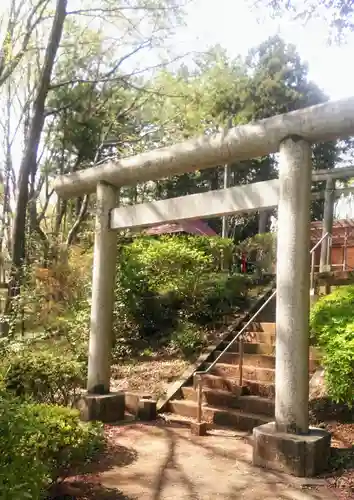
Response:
[198, 374, 241, 393]
[219, 332, 275, 347]
[218, 340, 322, 358]
[167, 399, 271, 431]
[204, 406, 271, 431]
[236, 394, 275, 417]
[243, 379, 275, 398]
[241, 322, 276, 333]
[259, 322, 276, 333]
[218, 341, 275, 355]
[244, 332, 276, 345]
[181, 387, 275, 417]
[197, 372, 275, 398]
[212, 352, 276, 369]
[182, 386, 242, 407]
[212, 351, 320, 371]
[208, 362, 275, 383]
[158, 412, 194, 427]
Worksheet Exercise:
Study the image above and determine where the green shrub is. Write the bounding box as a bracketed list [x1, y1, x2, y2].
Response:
[123, 236, 213, 295]
[310, 286, 354, 345]
[114, 236, 218, 338]
[186, 273, 250, 324]
[114, 236, 250, 339]
[0, 393, 104, 499]
[184, 235, 235, 270]
[169, 323, 205, 357]
[29, 236, 251, 360]
[321, 330, 354, 406]
[3, 351, 85, 405]
[310, 285, 354, 405]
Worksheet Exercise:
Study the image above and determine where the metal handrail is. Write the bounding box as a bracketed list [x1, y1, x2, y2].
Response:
[310, 231, 331, 255]
[193, 232, 332, 426]
[194, 288, 276, 383]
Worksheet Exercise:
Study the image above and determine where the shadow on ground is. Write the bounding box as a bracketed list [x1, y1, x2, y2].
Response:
[309, 397, 354, 425]
[48, 441, 139, 499]
[98, 421, 331, 500]
[50, 416, 354, 500]
[49, 481, 135, 499]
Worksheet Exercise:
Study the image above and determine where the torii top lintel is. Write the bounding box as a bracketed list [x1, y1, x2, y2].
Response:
[54, 96, 354, 199]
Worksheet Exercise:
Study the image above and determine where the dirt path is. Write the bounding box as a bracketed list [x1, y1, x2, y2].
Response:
[56, 421, 339, 500]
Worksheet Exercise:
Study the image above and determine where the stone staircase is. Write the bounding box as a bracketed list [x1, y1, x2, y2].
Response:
[163, 311, 321, 432]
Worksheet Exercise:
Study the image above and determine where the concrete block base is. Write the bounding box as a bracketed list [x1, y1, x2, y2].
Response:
[138, 398, 157, 421]
[77, 391, 125, 423]
[253, 422, 331, 477]
[190, 421, 207, 436]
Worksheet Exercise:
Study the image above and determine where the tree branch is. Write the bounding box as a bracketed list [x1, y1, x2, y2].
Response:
[66, 6, 182, 16]
[50, 39, 153, 89]
[37, 188, 54, 225]
[0, 0, 50, 87]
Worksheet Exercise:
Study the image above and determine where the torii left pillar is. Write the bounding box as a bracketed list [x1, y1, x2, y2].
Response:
[252, 136, 330, 477]
[78, 181, 125, 422]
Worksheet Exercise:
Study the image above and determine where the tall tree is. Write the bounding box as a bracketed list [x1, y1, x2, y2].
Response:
[11, 0, 67, 291]
[2, 0, 187, 276]
[142, 36, 340, 236]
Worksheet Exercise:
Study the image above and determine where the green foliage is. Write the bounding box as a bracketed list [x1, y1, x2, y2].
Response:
[124, 236, 214, 294]
[169, 322, 205, 357]
[322, 333, 354, 407]
[144, 35, 339, 225]
[8, 248, 93, 337]
[310, 286, 354, 405]
[18, 236, 247, 361]
[3, 351, 85, 405]
[0, 393, 104, 499]
[186, 273, 250, 325]
[310, 286, 354, 344]
[184, 235, 235, 270]
[114, 236, 249, 341]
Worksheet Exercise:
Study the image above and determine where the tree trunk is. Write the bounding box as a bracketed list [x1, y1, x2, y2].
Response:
[55, 198, 67, 236]
[11, 0, 67, 292]
[0, 80, 13, 257]
[66, 195, 89, 246]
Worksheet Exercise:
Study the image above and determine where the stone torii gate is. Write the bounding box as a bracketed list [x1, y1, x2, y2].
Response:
[54, 96, 354, 476]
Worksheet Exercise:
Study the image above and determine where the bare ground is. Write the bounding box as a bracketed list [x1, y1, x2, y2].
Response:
[51, 421, 350, 500]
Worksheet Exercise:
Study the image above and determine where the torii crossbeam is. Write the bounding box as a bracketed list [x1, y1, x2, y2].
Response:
[54, 96, 354, 477]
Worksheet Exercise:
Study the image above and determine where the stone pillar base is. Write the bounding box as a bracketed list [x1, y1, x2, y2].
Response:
[253, 422, 331, 477]
[77, 391, 125, 423]
[138, 398, 157, 421]
[190, 421, 207, 436]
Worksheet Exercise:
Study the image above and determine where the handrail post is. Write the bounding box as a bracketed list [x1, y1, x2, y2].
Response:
[343, 231, 348, 271]
[239, 338, 244, 387]
[196, 375, 202, 424]
[326, 234, 332, 270]
[310, 250, 315, 290]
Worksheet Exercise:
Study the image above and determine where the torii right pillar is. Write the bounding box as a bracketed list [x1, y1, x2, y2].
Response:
[252, 136, 331, 477]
